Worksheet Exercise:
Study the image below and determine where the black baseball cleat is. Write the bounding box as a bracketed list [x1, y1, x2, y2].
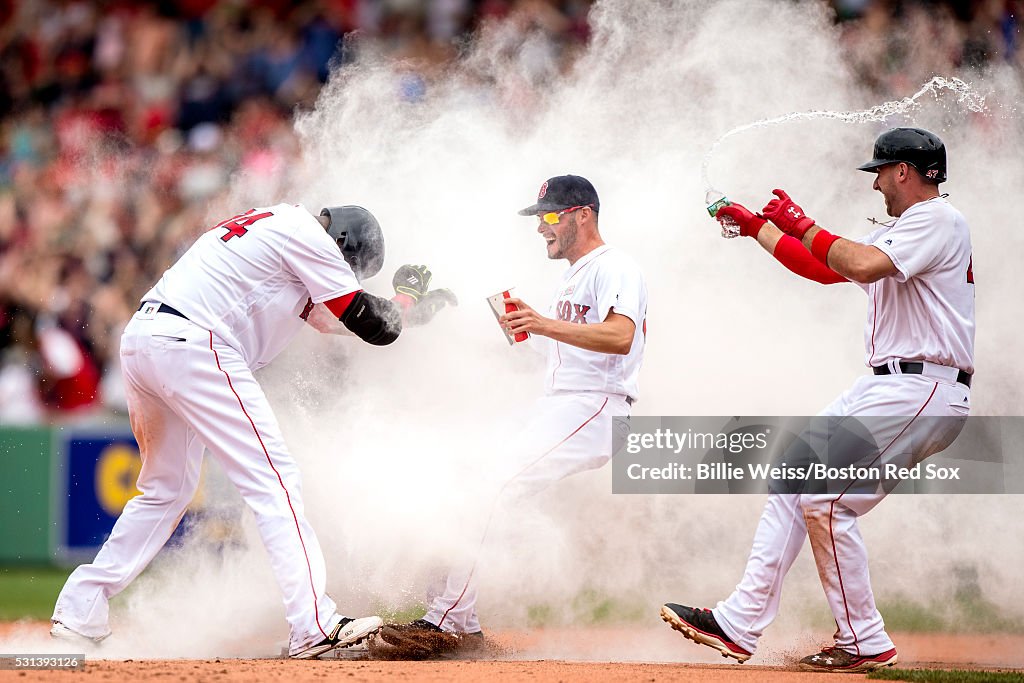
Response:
[798, 646, 898, 672]
[382, 618, 483, 639]
[290, 616, 383, 659]
[396, 618, 443, 633]
[660, 603, 752, 662]
[378, 618, 485, 659]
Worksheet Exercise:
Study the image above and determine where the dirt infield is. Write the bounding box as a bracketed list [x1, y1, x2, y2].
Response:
[1, 656, 1022, 683]
[0, 659, 877, 682]
[1, 622, 1021, 682]
[0, 659, 915, 682]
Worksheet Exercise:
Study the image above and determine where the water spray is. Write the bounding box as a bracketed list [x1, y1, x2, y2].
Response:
[704, 76, 987, 238]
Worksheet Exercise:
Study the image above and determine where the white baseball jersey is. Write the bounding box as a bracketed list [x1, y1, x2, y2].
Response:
[55, 203, 362, 653]
[713, 196, 975, 661]
[423, 244, 647, 634]
[144, 203, 361, 370]
[854, 197, 975, 373]
[543, 245, 648, 400]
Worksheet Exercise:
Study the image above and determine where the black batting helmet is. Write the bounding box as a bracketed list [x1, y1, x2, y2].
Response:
[857, 127, 946, 184]
[320, 205, 385, 280]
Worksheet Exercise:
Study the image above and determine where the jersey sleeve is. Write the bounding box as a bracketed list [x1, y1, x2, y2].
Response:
[845, 226, 890, 292]
[853, 225, 889, 246]
[281, 214, 362, 303]
[869, 204, 947, 283]
[594, 254, 644, 324]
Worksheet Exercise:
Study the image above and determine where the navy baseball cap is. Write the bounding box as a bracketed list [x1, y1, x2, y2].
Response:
[518, 175, 600, 215]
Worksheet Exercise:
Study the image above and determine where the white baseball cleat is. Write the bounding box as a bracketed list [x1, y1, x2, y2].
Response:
[49, 621, 109, 645]
[290, 616, 383, 660]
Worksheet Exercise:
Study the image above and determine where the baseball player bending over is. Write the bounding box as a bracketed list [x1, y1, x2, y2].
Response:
[381, 175, 648, 652]
[662, 128, 974, 673]
[51, 203, 454, 659]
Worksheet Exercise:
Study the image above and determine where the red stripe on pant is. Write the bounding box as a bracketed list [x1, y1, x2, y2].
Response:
[438, 397, 610, 629]
[209, 331, 328, 641]
[829, 382, 938, 654]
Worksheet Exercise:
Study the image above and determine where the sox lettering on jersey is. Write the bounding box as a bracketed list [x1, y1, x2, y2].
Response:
[426, 244, 648, 636]
[556, 300, 591, 324]
[545, 246, 646, 400]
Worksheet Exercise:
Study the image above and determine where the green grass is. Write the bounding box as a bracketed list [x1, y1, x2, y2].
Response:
[0, 566, 71, 620]
[868, 669, 1024, 682]
[376, 587, 1024, 633]
[880, 596, 958, 632]
[526, 588, 646, 627]
[375, 603, 428, 625]
[880, 593, 1024, 635]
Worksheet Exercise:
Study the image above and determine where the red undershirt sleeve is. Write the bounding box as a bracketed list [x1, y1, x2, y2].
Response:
[323, 290, 361, 318]
[771, 234, 847, 285]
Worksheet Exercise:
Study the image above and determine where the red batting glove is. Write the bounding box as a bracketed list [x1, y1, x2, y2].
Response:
[761, 189, 816, 239]
[716, 202, 768, 239]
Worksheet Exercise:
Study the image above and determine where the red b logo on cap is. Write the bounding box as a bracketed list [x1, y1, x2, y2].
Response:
[538, 181, 548, 199]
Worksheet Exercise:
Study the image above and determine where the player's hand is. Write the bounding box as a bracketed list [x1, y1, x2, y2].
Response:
[761, 189, 816, 239]
[405, 288, 458, 326]
[392, 264, 432, 302]
[499, 297, 551, 337]
[716, 202, 767, 239]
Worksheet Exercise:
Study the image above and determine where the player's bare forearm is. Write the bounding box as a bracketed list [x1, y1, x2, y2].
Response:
[501, 298, 635, 354]
[755, 222, 785, 254]
[305, 303, 352, 335]
[539, 316, 635, 354]
[800, 226, 898, 283]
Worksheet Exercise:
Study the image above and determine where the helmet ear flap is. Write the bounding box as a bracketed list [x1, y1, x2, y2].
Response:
[320, 206, 385, 280]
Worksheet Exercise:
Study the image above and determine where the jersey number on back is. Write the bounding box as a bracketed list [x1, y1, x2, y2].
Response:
[211, 209, 273, 242]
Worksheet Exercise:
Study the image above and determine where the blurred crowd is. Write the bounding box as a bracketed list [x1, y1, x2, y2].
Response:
[834, 0, 1023, 93]
[0, 0, 1019, 424]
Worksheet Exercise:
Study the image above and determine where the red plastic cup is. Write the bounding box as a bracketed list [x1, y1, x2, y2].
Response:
[502, 290, 529, 343]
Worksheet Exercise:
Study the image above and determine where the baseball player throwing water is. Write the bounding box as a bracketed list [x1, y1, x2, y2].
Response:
[381, 175, 647, 653]
[51, 203, 454, 659]
[661, 128, 974, 672]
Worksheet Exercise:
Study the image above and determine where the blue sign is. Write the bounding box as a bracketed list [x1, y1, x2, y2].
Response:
[54, 427, 202, 564]
[60, 431, 141, 554]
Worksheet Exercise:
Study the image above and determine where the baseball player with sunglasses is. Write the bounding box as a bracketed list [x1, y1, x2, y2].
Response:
[380, 175, 647, 655]
[51, 203, 454, 659]
[662, 128, 974, 672]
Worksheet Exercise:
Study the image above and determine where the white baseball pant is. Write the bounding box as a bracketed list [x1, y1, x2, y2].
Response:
[53, 310, 341, 654]
[713, 371, 970, 656]
[423, 391, 631, 633]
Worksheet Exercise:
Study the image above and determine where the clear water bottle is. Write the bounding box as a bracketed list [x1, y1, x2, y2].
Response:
[706, 189, 740, 239]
